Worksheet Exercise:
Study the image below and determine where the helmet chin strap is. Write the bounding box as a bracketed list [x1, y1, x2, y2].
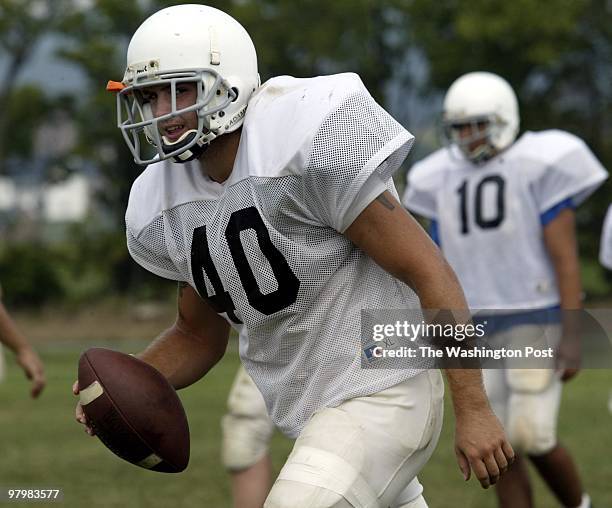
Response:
[162, 129, 216, 163]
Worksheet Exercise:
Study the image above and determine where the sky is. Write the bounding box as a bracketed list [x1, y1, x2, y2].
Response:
[2, 34, 87, 95]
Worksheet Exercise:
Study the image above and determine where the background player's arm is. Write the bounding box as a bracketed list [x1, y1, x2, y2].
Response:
[543, 208, 582, 309]
[543, 207, 582, 380]
[345, 190, 514, 489]
[0, 300, 45, 398]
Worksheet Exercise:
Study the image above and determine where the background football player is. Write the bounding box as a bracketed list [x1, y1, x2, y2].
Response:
[222, 363, 276, 507]
[403, 71, 607, 508]
[598, 204, 612, 415]
[599, 204, 612, 271]
[75, 6, 515, 506]
[0, 282, 45, 398]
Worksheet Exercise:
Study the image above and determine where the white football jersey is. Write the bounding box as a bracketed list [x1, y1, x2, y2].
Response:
[403, 130, 608, 309]
[126, 73, 420, 437]
[600, 205, 612, 270]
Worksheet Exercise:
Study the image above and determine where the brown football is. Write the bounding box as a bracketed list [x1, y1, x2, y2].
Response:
[78, 347, 190, 473]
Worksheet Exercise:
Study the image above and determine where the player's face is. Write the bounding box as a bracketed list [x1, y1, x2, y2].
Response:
[451, 120, 489, 153]
[141, 82, 198, 142]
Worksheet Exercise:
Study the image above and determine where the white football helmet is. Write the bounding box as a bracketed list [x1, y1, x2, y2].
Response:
[111, 4, 259, 165]
[442, 72, 519, 163]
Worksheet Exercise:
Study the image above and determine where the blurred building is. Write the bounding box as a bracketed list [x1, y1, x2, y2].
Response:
[0, 172, 91, 228]
[0, 110, 94, 240]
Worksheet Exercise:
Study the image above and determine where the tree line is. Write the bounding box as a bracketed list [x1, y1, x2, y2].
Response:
[0, 0, 610, 306]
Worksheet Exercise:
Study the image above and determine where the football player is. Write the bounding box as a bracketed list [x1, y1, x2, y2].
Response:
[403, 71, 607, 508]
[599, 205, 612, 270]
[0, 284, 46, 398]
[598, 205, 612, 415]
[222, 363, 276, 508]
[74, 6, 515, 506]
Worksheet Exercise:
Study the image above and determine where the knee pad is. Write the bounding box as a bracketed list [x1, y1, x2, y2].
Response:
[264, 479, 352, 508]
[221, 367, 275, 471]
[506, 387, 560, 455]
[482, 369, 508, 426]
[221, 412, 274, 471]
[506, 369, 554, 393]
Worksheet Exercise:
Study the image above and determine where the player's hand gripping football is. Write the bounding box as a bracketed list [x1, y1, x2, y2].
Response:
[73, 380, 96, 436]
[454, 406, 515, 489]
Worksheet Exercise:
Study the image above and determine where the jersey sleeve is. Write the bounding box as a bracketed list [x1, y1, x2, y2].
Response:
[301, 87, 414, 232]
[126, 221, 185, 281]
[600, 204, 612, 270]
[125, 170, 186, 282]
[401, 152, 446, 220]
[402, 172, 436, 220]
[531, 132, 608, 212]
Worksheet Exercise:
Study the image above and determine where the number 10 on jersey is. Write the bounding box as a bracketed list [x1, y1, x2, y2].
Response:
[456, 174, 506, 234]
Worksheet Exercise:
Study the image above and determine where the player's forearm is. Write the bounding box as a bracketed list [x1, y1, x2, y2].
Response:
[410, 259, 495, 415]
[0, 303, 33, 355]
[408, 256, 468, 310]
[445, 368, 491, 417]
[548, 246, 583, 366]
[405, 257, 493, 414]
[552, 257, 582, 310]
[546, 226, 582, 310]
[136, 322, 228, 389]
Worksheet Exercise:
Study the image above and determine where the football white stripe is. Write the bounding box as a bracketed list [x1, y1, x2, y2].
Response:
[138, 454, 163, 469]
[79, 380, 104, 405]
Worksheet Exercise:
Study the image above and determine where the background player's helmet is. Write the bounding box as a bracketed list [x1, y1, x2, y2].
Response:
[442, 72, 519, 163]
[113, 4, 259, 165]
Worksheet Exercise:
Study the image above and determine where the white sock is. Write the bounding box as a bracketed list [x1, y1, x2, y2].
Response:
[569, 493, 590, 508]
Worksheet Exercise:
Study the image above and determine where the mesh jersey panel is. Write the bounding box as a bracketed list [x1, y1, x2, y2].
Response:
[127, 223, 184, 280]
[304, 92, 411, 231]
[126, 86, 420, 437]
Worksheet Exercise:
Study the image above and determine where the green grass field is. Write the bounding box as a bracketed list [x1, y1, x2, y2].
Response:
[0, 339, 610, 507]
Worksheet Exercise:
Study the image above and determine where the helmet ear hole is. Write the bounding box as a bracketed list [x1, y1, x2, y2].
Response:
[230, 87, 239, 102]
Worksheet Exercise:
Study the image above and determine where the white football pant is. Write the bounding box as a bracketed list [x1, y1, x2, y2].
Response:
[265, 370, 444, 508]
